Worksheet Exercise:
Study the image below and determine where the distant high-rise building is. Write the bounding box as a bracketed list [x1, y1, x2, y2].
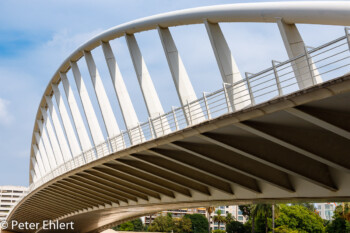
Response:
[141, 205, 246, 230]
[209, 206, 247, 231]
[0, 186, 28, 221]
[315, 203, 337, 221]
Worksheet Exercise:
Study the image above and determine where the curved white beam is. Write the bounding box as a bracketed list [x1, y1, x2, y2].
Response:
[204, 20, 251, 110]
[28, 1, 350, 182]
[71, 61, 105, 146]
[60, 72, 92, 152]
[84, 51, 121, 138]
[102, 42, 139, 129]
[158, 27, 204, 125]
[52, 84, 82, 157]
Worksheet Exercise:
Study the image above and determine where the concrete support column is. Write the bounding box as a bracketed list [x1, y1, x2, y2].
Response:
[33, 144, 47, 176]
[102, 41, 139, 128]
[45, 96, 73, 163]
[101, 42, 144, 144]
[30, 169, 36, 183]
[84, 51, 120, 139]
[52, 84, 82, 157]
[157, 27, 204, 125]
[277, 18, 322, 89]
[204, 20, 251, 110]
[71, 61, 105, 146]
[124, 34, 170, 136]
[36, 119, 57, 169]
[31, 157, 42, 179]
[40, 107, 65, 165]
[60, 72, 92, 152]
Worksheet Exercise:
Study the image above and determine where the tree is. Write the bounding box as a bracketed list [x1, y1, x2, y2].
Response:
[173, 217, 192, 233]
[184, 214, 209, 233]
[274, 226, 299, 233]
[334, 202, 350, 221]
[251, 204, 272, 233]
[326, 217, 350, 233]
[226, 220, 246, 233]
[326, 202, 350, 233]
[213, 209, 226, 230]
[239, 205, 252, 218]
[148, 214, 174, 232]
[291, 203, 316, 212]
[225, 213, 235, 225]
[275, 204, 325, 232]
[113, 218, 144, 231]
[207, 207, 215, 233]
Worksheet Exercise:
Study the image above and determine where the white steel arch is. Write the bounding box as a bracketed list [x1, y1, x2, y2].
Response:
[28, 1, 350, 185]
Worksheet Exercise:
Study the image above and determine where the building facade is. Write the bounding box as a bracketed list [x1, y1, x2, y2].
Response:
[0, 186, 28, 221]
[141, 205, 246, 231]
[315, 203, 337, 221]
[209, 206, 247, 231]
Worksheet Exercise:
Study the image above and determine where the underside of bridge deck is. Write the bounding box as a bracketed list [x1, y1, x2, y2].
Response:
[8, 74, 350, 233]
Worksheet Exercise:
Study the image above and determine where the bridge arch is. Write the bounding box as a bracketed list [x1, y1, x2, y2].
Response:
[6, 2, 350, 233]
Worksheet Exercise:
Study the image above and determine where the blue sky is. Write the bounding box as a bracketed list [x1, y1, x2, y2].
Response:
[0, 0, 347, 186]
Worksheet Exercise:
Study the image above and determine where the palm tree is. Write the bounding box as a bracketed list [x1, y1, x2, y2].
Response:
[340, 202, 350, 221]
[251, 204, 280, 233]
[225, 212, 235, 224]
[206, 207, 215, 233]
[213, 209, 226, 231]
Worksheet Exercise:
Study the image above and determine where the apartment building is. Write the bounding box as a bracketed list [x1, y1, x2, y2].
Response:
[142, 208, 207, 225]
[0, 186, 28, 221]
[315, 203, 337, 221]
[210, 206, 247, 231]
[141, 205, 246, 230]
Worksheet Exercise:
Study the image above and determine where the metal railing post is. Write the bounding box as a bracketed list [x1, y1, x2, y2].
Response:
[186, 100, 193, 126]
[304, 45, 315, 85]
[203, 92, 211, 119]
[272, 60, 283, 96]
[121, 130, 126, 149]
[159, 113, 165, 136]
[245, 72, 255, 105]
[345, 27, 350, 50]
[172, 106, 179, 130]
[138, 123, 143, 143]
[148, 117, 155, 139]
[223, 83, 231, 113]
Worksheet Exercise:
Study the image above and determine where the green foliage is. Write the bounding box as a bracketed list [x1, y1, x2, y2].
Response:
[148, 214, 193, 233]
[173, 217, 192, 233]
[326, 217, 350, 233]
[225, 213, 235, 223]
[113, 218, 144, 231]
[334, 203, 350, 221]
[275, 204, 325, 233]
[274, 225, 299, 233]
[239, 205, 252, 218]
[291, 203, 316, 212]
[213, 209, 226, 229]
[212, 230, 225, 233]
[148, 214, 174, 232]
[184, 214, 209, 233]
[226, 220, 246, 233]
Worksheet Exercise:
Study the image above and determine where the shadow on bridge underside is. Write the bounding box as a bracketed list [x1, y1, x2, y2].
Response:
[9, 74, 350, 233]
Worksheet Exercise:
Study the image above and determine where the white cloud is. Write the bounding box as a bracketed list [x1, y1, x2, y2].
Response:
[0, 98, 13, 126]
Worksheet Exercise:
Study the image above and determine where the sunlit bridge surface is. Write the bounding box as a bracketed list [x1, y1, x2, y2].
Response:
[5, 2, 350, 233]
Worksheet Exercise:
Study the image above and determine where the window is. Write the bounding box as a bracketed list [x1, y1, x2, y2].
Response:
[238, 216, 243, 221]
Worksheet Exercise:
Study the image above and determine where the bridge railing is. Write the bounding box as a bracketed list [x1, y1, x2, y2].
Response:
[10, 30, 350, 212]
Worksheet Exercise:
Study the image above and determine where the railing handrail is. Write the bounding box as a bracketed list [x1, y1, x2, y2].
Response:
[8, 30, 350, 221]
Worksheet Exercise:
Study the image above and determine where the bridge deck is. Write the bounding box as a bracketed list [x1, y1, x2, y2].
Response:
[8, 74, 350, 233]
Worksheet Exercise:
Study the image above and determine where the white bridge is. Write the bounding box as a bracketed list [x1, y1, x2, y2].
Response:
[5, 2, 350, 233]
